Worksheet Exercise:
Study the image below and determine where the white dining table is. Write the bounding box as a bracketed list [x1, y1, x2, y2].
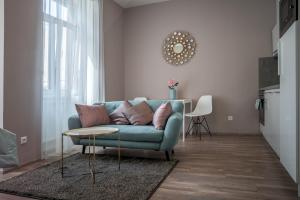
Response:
[169, 99, 193, 142]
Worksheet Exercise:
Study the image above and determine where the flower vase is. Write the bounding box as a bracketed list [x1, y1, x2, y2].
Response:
[169, 88, 177, 100]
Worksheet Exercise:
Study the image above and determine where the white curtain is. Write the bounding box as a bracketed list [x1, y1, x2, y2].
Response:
[42, 0, 104, 158]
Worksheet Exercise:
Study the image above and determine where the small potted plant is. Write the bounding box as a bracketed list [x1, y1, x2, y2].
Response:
[168, 79, 179, 100]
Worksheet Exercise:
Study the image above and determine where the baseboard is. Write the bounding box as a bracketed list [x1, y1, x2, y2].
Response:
[207, 132, 261, 136]
[1, 166, 17, 174]
[183, 131, 261, 135]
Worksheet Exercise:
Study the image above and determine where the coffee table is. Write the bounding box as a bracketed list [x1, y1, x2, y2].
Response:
[61, 127, 120, 184]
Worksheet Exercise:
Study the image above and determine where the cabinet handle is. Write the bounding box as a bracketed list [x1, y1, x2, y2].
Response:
[278, 41, 281, 76]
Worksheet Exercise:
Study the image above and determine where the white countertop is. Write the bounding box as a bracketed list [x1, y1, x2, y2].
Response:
[264, 88, 280, 93]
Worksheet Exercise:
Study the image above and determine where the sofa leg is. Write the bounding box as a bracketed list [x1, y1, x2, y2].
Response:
[82, 145, 86, 154]
[165, 151, 170, 161]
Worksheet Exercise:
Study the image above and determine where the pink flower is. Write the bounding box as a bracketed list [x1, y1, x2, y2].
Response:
[168, 79, 179, 89]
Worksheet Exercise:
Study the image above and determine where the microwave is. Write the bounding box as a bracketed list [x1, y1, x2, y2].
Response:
[280, 0, 298, 37]
[259, 57, 279, 90]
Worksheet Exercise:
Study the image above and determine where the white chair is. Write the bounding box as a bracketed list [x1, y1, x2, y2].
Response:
[185, 95, 213, 140]
[0, 129, 19, 168]
[133, 97, 148, 101]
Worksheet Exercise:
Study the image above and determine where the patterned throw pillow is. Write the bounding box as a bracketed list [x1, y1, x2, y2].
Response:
[153, 102, 172, 130]
[109, 101, 132, 125]
[123, 101, 154, 125]
[75, 104, 110, 128]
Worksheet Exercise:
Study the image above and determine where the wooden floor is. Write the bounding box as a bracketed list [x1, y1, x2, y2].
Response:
[0, 134, 298, 200]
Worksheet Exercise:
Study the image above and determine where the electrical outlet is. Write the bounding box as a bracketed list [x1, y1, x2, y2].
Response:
[227, 115, 233, 121]
[20, 136, 28, 144]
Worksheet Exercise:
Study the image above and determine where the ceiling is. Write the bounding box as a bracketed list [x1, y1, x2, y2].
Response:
[113, 0, 171, 8]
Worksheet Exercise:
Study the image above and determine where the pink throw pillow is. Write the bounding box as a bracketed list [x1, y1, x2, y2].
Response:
[75, 104, 110, 128]
[109, 101, 132, 125]
[153, 102, 172, 130]
[123, 101, 154, 125]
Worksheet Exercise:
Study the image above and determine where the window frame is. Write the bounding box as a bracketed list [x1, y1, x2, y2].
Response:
[42, 0, 76, 97]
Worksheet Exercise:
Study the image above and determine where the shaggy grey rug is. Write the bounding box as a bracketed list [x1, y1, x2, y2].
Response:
[0, 153, 177, 200]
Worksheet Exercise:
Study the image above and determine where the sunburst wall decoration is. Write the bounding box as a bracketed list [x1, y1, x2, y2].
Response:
[162, 31, 196, 65]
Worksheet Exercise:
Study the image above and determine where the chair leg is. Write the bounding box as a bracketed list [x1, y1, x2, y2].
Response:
[198, 118, 201, 137]
[103, 146, 106, 149]
[198, 118, 202, 140]
[196, 117, 201, 140]
[165, 151, 171, 161]
[193, 118, 197, 136]
[185, 118, 193, 137]
[203, 117, 212, 136]
[171, 149, 175, 155]
[82, 145, 86, 154]
[187, 116, 212, 140]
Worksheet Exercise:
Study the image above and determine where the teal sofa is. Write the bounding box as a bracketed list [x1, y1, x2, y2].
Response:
[68, 100, 183, 160]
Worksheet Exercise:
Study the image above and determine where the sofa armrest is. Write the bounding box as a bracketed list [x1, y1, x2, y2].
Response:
[68, 115, 82, 145]
[160, 112, 183, 151]
[68, 115, 82, 130]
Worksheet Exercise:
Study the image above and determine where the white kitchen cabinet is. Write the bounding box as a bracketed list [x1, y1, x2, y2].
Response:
[263, 89, 280, 156]
[272, 24, 279, 55]
[279, 22, 298, 182]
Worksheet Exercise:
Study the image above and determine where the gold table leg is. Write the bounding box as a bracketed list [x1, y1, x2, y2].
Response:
[88, 135, 95, 184]
[61, 133, 64, 178]
[60, 131, 118, 183]
[88, 136, 91, 168]
[93, 135, 96, 184]
[118, 132, 121, 171]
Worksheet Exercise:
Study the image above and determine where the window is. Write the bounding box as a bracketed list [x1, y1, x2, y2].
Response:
[42, 0, 103, 157]
[43, 0, 75, 93]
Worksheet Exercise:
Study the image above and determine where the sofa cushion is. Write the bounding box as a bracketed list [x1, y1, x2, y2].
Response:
[153, 102, 172, 130]
[109, 101, 132, 125]
[94, 125, 164, 143]
[102, 100, 183, 116]
[75, 104, 110, 128]
[123, 101, 154, 125]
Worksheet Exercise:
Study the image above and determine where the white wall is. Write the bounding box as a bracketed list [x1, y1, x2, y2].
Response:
[0, 0, 4, 128]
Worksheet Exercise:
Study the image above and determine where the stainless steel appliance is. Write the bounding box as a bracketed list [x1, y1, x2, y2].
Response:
[258, 90, 265, 125]
[280, 0, 298, 37]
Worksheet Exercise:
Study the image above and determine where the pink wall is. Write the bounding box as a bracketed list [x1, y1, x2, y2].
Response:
[124, 0, 275, 133]
[4, 0, 42, 165]
[103, 0, 125, 101]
